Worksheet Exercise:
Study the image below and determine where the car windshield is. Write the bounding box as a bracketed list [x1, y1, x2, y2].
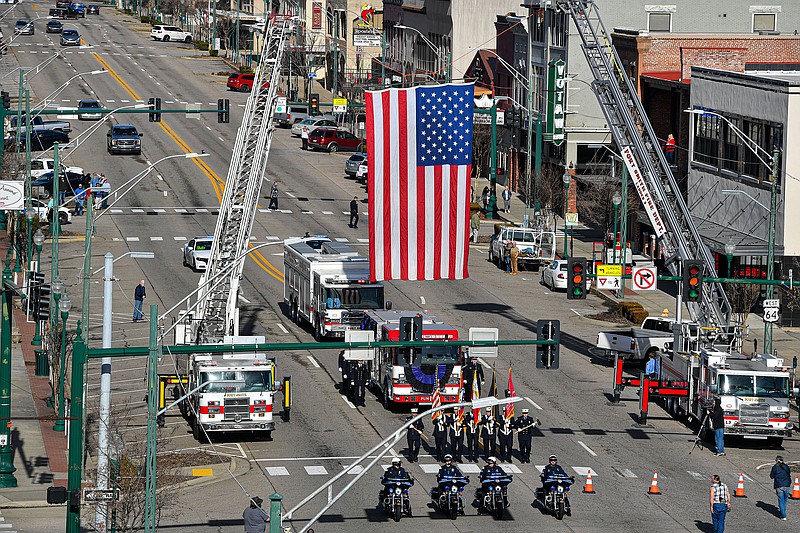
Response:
[323, 286, 384, 310]
[63, 30, 78, 36]
[194, 240, 212, 251]
[508, 230, 535, 242]
[719, 374, 754, 395]
[754, 375, 790, 398]
[349, 155, 366, 162]
[299, 118, 315, 125]
[80, 101, 100, 109]
[113, 126, 138, 135]
[397, 346, 460, 366]
[200, 370, 274, 392]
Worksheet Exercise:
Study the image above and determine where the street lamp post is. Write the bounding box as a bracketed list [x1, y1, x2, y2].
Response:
[53, 292, 71, 432]
[395, 25, 450, 82]
[0, 254, 18, 487]
[612, 192, 622, 264]
[562, 171, 571, 259]
[725, 239, 736, 278]
[31, 229, 44, 346]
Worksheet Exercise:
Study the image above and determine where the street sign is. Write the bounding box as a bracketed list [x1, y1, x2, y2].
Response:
[83, 488, 119, 502]
[274, 97, 286, 115]
[596, 264, 623, 277]
[763, 308, 780, 323]
[546, 59, 566, 146]
[343, 330, 374, 360]
[57, 107, 79, 120]
[565, 212, 579, 226]
[0, 434, 7, 446]
[468, 327, 499, 358]
[632, 266, 657, 291]
[597, 276, 622, 290]
[353, 27, 381, 47]
[333, 97, 347, 114]
[473, 110, 505, 125]
[308, 73, 317, 78]
[185, 102, 201, 120]
[763, 299, 780, 308]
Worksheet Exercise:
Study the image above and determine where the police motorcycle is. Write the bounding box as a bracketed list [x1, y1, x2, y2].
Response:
[474, 458, 513, 519]
[379, 471, 414, 522]
[536, 472, 574, 520]
[430, 473, 470, 519]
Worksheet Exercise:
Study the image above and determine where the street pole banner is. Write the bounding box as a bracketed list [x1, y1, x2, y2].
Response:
[0, 181, 24, 210]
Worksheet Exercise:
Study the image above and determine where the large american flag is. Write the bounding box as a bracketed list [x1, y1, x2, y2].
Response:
[365, 83, 474, 282]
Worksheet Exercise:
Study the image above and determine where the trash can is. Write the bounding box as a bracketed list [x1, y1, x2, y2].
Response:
[34, 349, 48, 377]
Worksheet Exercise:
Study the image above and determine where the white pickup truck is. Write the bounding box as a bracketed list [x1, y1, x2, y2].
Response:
[488, 225, 556, 271]
[596, 316, 699, 361]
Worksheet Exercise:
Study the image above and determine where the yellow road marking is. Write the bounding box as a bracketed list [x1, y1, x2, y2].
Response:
[91, 54, 284, 282]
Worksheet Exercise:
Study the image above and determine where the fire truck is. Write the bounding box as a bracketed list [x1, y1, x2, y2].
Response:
[658, 348, 795, 446]
[174, 335, 278, 441]
[361, 310, 462, 408]
[284, 236, 385, 340]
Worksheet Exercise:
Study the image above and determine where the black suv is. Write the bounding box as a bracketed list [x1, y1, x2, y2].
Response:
[107, 124, 142, 155]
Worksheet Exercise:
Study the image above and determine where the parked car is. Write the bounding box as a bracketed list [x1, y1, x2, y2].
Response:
[14, 20, 34, 35]
[17, 129, 70, 151]
[86, 4, 99, 14]
[150, 25, 192, 42]
[107, 124, 142, 155]
[46, 19, 63, 33]
[8, 115, 71, 135]
[344, 153, 367, 177]
[291, 116, 337, 137]
[77, 99, 103, 120]
[27, 197, 72, 225]
[30, 158, 83, 179]
[49, 8, 68, 19]
[183, 236, 213, 271]
[274, 104, 309, 127]
[60, 28, 80, 46]
[225, 73, 269, 93]
[356, 161, 368, 184]
[307, 127, 363, 153]
[540, 259, 569, 290]
[31, 170, 84, 196]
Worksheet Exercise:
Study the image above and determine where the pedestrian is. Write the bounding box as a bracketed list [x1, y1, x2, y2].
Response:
[351, 360, 368, 406]
[73, 185, 85, 215]
[514, 408, 534, 463]
[753, 337, 758, 355]
[301, 126, 309, 150]
[337, 350, 351, 398]
[349, 196, 359, 228]
[432, 411, 448, 461]
[58, 174, 67, 204]
[242, 496, 269, 533]
[509, 241, 519, 275]
[99, 174, 110, 209]
[709, 474, 730, 533]
[769, 455, 792, 520]
[464, 410, 480, 462]
[470, 185, 475, 203]
[664, 133, 676, 164]
[497, 414, 514, 462]
[462, 355, 484, 399]
[645, 352, 659, 379]
[406, 407, 424, 462]
[82, 172, 91, 189]
[46, 197, 55, 226]
[90, 172, 100, 188]
[133, 280, 146, 321]
[503, 241, 512, 273]
[502, 187, 512, 213]
[710, 397, 725, 456]
[268, 181, 279, 210]
[470, 210, 480, 243]
[480, 407, 497, 460]
[449, 408, 464, 462]
[481, 186, 489, 211]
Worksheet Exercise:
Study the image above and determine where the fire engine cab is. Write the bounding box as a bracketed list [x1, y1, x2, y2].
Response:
[361, 310, 461, 408]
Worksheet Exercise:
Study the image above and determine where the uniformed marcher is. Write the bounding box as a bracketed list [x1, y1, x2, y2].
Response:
[462, 355, 484, 400]
[337, 350, 351, 398]
[350, 360, 369, 407]
[464, 410, 481, 462]
[481, 408, 497, 460]
[449, 408, 465, 462]
[432, 411, 449, 462]
[406, 407, 424, 462]
[514, 408, 536, 463]
[498, 415, 514, 462]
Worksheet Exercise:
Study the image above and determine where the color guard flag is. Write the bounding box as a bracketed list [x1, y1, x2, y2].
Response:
[471, 371, 480, 423]
[431, 372, 442, 421]
[365, 83, 474, 281]
[505, 367, 516, 420]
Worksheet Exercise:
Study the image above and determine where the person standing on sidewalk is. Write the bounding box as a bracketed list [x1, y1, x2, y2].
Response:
[770, 455, 792, 520]
[301, 126, 310, 150]
[711, 398, 725, 456]
[470, 211, 480, 243]
[349, 196, 359, 228]
[502, 187, 512, 213]
[243, 496, 269, 533]
[709, 474, 731, 533]
[268, 181, 279, 210]
[133, 280, 146, 321]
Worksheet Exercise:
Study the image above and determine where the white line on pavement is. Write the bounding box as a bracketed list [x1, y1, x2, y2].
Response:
[420, 296, 426, 305]
[524, 397, 543, 410]
[277, 323, 288, 334]
[238, 295, 251, 303]
[286, 192, 296, 198]
[341, 395, 356, 409]
[577, 441, 597, 457]
[306, 356, 320, 368]
[477, 358, 491, 369]
[570, 308, 582, 316]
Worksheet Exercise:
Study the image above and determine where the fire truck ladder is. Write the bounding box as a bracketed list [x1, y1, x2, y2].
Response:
[557, 0, 731, 329]
[194, 15, 293, 343]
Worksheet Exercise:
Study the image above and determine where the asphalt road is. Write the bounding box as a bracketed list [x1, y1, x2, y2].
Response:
[6, 3, 799, 532]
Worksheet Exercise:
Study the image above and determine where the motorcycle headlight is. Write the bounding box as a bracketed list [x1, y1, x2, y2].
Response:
[451, 486, 458, 493]
[496, 485, 502, 491]
[395, 488, 401, 495]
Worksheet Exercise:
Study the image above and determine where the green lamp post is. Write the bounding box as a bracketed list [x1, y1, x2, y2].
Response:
[31, 229, 45, 346]
[51, 276, 64, 430]
[612, 192, 622, 265]
[562, 171, 571, 259]
[725, 239, 736, 278]
[52, 292, 71, 432]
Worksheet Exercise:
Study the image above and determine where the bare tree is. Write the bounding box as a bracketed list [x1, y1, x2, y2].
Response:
[472, 124, 491, 180]
[725, 282, 762, 326]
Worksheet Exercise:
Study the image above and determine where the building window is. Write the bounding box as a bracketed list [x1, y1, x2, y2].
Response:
[721, 118, 740, 174]
[694, 113, 719, 167]
[752, 13, 777, 32]
[648, 12, 672, 32]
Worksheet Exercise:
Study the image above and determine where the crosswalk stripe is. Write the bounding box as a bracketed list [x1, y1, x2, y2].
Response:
[265, 466, 289, 476]
[304, 465, 328, 475]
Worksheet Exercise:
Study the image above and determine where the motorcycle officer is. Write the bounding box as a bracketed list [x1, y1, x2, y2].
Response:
[379, 458, 414, 509]
[475, 456, 507, 501]
[540, 454, 571, 504]
[431, 454, 466, 502]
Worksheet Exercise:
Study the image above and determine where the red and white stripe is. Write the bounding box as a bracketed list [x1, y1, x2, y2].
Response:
[365, 87, 471, 282]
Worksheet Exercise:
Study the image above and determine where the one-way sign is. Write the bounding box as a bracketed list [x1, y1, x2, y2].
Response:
[83, 488, 119, 502]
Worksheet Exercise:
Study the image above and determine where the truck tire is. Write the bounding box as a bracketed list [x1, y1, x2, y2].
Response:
[767, 437, 783, 447]
[313, 318, 324, 341]
[191, 417, 201, 441]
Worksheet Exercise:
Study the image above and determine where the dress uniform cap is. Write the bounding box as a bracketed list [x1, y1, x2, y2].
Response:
[410, 407, 418, 413]
[522, 408, 529, 413]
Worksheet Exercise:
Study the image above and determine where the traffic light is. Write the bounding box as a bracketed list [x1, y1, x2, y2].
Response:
[148, 97, 162, 122]
[683, 260, 704, 303]
[217, 98, 230, 124]
[309, 93, 319, 115]
[1, 90, 10, 110]
[566, 257, 588, 300]
[399, 314, 423, 342]
[535, 319, 560, 369]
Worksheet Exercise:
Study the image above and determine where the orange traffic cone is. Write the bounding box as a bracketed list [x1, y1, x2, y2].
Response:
[734, 473, 746, 498]
[583, 470, 596, 494]
[791, 474, 800, 500]
[647, 470, 661, 495]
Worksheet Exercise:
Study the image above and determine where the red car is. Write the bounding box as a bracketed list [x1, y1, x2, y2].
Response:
[226, 73, 268, 92]
[307, 128, 363, 153]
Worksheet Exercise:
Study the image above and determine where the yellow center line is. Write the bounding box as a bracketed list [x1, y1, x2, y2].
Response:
[91, 54, 284, 281]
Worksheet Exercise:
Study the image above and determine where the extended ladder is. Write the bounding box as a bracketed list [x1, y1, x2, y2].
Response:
[194, 14, 293, 343]
[557, 0, 731, 328]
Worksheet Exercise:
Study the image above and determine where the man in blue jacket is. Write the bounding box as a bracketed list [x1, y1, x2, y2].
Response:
[770, 455, 792, 520]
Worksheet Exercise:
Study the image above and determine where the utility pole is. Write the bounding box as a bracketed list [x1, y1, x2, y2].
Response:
[94, 253, 113, 532]
[764, 147, 780, 355]
[525, 12, 534, 226]
[143, 305, 159, 532]
[486, 102, 498, 219]
[66, 323, 86, 533]
[0, 255, 18, 487]
[333, 13, 339, 97]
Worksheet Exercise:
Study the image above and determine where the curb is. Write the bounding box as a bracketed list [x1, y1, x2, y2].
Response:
[173, 457, 251, 491]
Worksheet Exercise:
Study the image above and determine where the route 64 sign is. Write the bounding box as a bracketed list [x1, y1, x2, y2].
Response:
[763, 299, 780, 323]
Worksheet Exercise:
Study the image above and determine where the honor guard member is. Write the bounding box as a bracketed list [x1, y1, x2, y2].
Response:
[337, 350, 351, 398]
[480, 408, 497, 460]
[462, 355, 484, 400]
[351, 360, 369, 407]
[406, 408, 424, 462]
[432, 410, 449, 462]
[498, 414, 514, 463]
[464, 410, 481, 462]
[449, 407, 465, 462]
[514, 408, 535, 463]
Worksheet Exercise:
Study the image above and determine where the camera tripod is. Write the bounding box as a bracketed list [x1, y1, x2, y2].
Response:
[689, 412, 710, 455]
